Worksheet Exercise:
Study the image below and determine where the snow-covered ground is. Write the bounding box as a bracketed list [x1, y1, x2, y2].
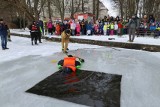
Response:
[10, 29, 160, 46]
[0, 36, 160, 107]
[0, 36, 102, 63]
[10, 29, 30, 35]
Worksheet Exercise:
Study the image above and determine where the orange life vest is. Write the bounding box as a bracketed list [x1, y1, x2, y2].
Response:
[63, 57, 76, 72]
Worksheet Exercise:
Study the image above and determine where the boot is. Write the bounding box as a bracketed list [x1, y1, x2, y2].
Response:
[63, 51, 68, 54]
[35, 41, 38, 45]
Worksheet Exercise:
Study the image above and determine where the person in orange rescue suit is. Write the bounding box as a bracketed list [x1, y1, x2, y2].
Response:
[58, 55, 85, 73]
[61, 29, 71, 53]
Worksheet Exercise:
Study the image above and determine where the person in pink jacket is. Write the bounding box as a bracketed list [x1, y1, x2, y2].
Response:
[47, 19, 53, 35]
[94, 24, 99, 35]
[76, 22, 81, 36]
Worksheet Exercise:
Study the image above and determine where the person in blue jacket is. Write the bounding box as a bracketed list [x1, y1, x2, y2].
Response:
[0, 19, 9, 50]
[150, 23, 156, 31]
[37, 19, 44, 43]
[86, 22, 93, 35]
[99, 23, 104, 35]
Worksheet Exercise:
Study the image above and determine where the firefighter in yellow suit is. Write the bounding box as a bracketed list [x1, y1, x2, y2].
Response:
[61, 29, 71, 53]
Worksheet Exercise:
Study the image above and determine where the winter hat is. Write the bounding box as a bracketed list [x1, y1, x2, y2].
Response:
[65, 29, 71, 34]
[63, 67, 73, 74]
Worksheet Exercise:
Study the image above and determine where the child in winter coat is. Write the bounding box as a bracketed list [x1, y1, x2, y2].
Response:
[103, 23, 107, 36]
[80, 20, 86, 35]
[118, 21, 123, 36]
[99, 23, 103, 35]
[76, 22, 81, 36]
[94, 24, 99, 35]
[110, 22, 114, 36]
[149, 23, 156, 37]
[114, 22, 118, 35]
[47, 19, 53, 35]
[86, 22, 93, 35]
[107, 22, 110, 36]
[138, 22, 145, 36]
[56, 23, 61, 35]
[70, 21, 76, 36]
[150, 23, 156, 31]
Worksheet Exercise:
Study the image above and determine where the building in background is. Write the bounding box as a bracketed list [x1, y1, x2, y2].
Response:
[99, 2, 109, 19]
[41, 0, 108, 21]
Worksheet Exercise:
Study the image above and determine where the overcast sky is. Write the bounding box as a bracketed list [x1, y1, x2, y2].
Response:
[100, 0, 119, 17]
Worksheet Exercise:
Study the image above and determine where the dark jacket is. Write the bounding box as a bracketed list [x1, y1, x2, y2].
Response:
[0, 23, 8, 36]
[127, 18, 139, 29]
[148, 15, 155, 23]
[37, 20, 43, 28]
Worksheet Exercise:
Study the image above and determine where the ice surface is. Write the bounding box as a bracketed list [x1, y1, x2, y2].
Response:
[0, 36, 160, 107]
[0, 36, 102, 63]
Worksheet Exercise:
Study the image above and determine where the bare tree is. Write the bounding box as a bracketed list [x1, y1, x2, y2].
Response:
[47, 0, 52, 18]
[52, 0, 65, 21]
[96, 0, 100, 19]
[113, 0, 160, 19]
[93, 0, 96, 16]
[3, 0, 46, 22]
[92, 0, 100, 19]
[69, 0, 81, 18]
[135, 0, 140, 15]
[82, 0, 84, 13]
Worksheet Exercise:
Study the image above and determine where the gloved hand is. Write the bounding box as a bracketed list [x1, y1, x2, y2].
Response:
[79, 58, 85, 63]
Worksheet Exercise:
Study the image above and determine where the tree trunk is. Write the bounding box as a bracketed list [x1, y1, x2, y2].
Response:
[135, 0, 140, 15]
[23, 12, 25, 29]
[93, 0, 96, 15]
[19, 15, 22, 29]
[48, 0, 51, 19]
[82, 0, 84, 13]
[62, 0, 65, 21]
[71, 0, 74, 19]
[96, 0, 99, 19]
[120, 3, 123, 18]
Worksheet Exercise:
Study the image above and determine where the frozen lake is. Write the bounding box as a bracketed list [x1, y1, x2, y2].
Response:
[0, 36, 160, 107]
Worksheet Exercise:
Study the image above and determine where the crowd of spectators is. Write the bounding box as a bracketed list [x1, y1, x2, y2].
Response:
[42, 15, 160, 38]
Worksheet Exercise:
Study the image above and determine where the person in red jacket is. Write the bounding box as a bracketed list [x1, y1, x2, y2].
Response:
[58, 55, 84, 73]
[118, 21, 123, 36]
[29, 21, 39, 45]
[56, 23, 61, 35]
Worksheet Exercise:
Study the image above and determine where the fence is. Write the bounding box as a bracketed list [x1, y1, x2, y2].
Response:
[136, 28, 160, 38]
